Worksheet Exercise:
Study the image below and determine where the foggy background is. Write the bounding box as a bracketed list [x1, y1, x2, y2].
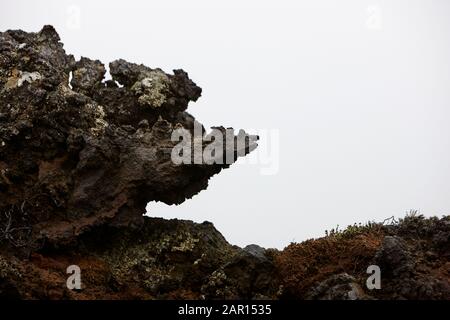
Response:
[1, 0, 449, 249]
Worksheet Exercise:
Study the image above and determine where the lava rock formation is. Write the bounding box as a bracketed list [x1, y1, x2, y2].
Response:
[0, 26, 448, 300]
[0, 25, 256, 248]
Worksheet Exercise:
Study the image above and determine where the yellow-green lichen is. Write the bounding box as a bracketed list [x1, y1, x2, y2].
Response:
[131, 70, 169, 108]
[103, 243, 156, 280]
[172, 233, 199, 252]
[85, 103, 108, 135]
[101, 230, 199, 283]
[207, 269, 227, 287]
[0, 255, 21, 279]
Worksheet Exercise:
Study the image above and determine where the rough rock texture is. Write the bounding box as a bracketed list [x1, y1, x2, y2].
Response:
[305, 273, 368, 300]
[276, 214, 450, 300]
[0, 25, 256, 248]
[0, 27, 449, 300]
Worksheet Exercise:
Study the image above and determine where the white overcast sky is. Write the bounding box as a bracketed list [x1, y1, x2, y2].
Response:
[1, 0, 450, 249]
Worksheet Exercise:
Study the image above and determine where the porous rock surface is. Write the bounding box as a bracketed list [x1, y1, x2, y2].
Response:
[0, 27, 448, 300]
[0, 25, 256, 247]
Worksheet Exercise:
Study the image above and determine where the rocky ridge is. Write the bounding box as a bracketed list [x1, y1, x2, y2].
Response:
[0, 26, 448, 300]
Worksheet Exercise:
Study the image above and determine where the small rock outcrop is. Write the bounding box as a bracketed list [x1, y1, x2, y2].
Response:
[0, 25, 257, 248]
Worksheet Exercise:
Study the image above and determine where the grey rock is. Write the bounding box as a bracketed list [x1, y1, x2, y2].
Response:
[306, 273, 369, 300]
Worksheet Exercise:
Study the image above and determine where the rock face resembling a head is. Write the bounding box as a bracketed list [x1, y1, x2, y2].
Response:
[0, 25, 257, 247]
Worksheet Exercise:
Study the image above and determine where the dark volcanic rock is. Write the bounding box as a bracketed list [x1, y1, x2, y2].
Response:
[0, 26, 449, 300]
[0, 25, 274, 300]
[201, 244, 279, 299]
[0, 25, 257, 248]
[276, 214, 450, 300]
[305, 273, 369, 300]
[375, 236, 415, 277]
